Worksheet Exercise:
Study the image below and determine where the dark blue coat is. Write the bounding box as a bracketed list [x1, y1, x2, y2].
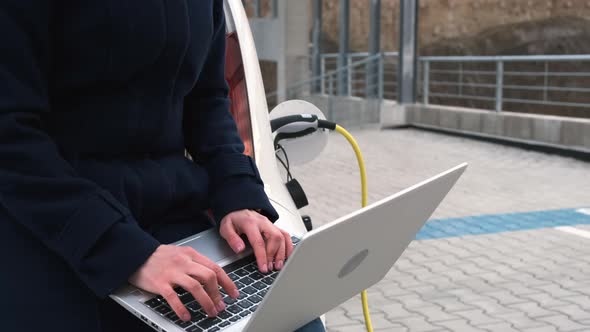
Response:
[0, 1, 278, 329]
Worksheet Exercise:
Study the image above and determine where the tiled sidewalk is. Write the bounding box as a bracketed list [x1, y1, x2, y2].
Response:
[290, 128, 590, 331]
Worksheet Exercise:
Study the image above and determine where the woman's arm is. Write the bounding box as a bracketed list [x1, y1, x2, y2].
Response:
[0, 1, 159, 298]
[183, 0, 278, 225]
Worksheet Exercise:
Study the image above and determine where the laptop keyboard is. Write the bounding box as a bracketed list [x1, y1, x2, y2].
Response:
[143, 236, 301, 332]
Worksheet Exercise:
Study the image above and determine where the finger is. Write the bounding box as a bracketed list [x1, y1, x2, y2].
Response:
[183, 248, 239, 298]
[243, 225, 268, 273]
[176, 275, 218, 318]
[262, 227, 283, 271]
[273, 233, 286, 271]
[186, 263, 224, 313]
[161, 285, 191, 321]
[219, 218, 246, 253]
[282, 230, 294, 259]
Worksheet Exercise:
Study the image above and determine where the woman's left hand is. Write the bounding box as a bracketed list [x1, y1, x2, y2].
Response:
[219, 209, 294, 273]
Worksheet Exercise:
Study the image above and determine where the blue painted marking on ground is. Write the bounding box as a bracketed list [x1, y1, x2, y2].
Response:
[416, 208, 590, 240]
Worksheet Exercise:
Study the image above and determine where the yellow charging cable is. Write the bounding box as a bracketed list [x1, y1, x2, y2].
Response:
[334, 125, 373, 332]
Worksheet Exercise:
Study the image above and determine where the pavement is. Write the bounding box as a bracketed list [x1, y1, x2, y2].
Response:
[290, 128, 590, 331]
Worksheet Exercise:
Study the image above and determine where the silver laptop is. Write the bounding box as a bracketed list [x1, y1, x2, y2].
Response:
[111, 163, 467, 332]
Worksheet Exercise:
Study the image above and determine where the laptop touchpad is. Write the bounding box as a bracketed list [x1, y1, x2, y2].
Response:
[178, 230, 237, 263]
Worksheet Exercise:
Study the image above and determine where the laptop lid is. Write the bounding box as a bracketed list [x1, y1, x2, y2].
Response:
[243, 163, 467, 332]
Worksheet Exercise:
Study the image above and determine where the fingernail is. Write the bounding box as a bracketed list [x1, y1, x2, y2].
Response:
[217, 300, 225, 311]
[235, 243, 245, 252]
[261, 263, 268, 273]
[268, 262, 274, 271]
[182, 313, 191, 321]
[276, 260, 284, 270]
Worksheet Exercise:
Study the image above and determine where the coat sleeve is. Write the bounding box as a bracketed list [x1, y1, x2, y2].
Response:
[183, 1, 278, 224]
[0, 1, 159, 298]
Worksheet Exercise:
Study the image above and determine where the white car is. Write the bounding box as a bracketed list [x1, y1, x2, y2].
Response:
[223, 0, 309, 236]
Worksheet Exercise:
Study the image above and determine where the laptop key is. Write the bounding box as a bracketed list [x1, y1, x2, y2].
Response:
[234, 281, 246, 289]
[180, 293, 196, 304]
[207, 327, 220, 332]
[237, 292, 248, 300]
[252, 282, 266, 291]
[187, 302, 201, 312]
[229, 316, 241, 322]
[218, 311, 232, 320]
[227, 305, 242, 314]
[175, 287, 188, 296]
[144, 298, 161, 308]
[228, 273, 240, 281]
[186, 326, 203, 332]
[190, 311, 207, 322]
[197, 318, 221, 330]
[175, 320, 192, 328]
[223, 296, 237, 305]
[239, 276, 255, 285]
[242, 286, 257, 295]
[262, 277, 274, 285]
[250, 305, 258, 313]
[238, 300, 253, 309]
[249, 271, 264, 280]
[259, 290, 267, 297]
[234, 269, 250, 278]
[240, 311, 251, 318]
[156, 305, 172, 315]
[249, 295, 263, 304]
[166, 312, 180, 322]
[243, 264, 258, 273]
[219, 321, 231, 328]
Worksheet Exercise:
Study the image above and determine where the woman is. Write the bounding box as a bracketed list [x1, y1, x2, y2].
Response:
[0, 0, 324, 331]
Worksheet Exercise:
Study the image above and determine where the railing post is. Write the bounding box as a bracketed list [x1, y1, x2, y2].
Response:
[254, 0, 261, 17]
[495, 61, 503, 112]
[458, 62, 463, 96]
[423, 60, 430, 104]
[543, 61, 549, 101]
[329, 72, 334, 96]
[320, 56, 326, 94]
[347, 55, 353, 96]
[272, 0, 278, 18]
[378, 53, 384, 100]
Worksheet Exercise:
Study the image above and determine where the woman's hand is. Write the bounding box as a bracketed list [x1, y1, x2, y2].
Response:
[219, 209, 294, 273]
[128, 245, 238, 321]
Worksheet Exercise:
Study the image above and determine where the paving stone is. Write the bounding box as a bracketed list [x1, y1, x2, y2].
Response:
[478, 322, 521, 332]
[490, 312, 546, 330]
[521, 327, 559, 332]
[507, 302, 557, 318]
[410, 305, 460, 323]
[380, 302, 414, 319]
[433, 318, 490, 332]
[454, 309, 502, 326]
[551, 304, 590, 321]
[390, 315, 442, 332]
[537, 314, 590, 331]
[521, 293, 571, 308]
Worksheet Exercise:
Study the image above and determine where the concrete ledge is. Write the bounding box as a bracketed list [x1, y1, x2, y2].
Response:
[406, 104, 590, 151]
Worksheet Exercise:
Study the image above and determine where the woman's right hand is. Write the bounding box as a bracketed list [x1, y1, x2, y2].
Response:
[128, 245, 239, 321]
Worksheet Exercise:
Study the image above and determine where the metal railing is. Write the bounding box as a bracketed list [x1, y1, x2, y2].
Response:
[420, 55, 590, 116]
[276, 52, 590, 118]
[319, 52, 399, 100]
[266, 53, 385, 110]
